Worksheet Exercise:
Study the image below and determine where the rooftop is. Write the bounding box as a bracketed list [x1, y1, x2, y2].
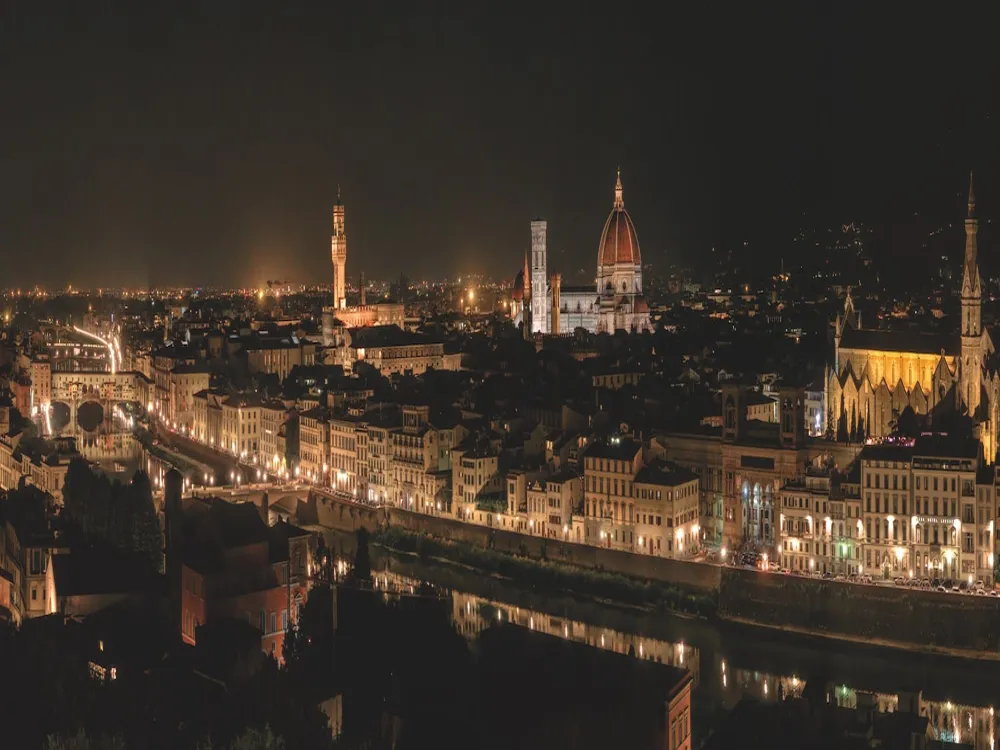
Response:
[634, 460, 698, 488]
[583, 436, 642, 461]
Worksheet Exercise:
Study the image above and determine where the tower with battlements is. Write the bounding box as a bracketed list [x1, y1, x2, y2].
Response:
[331, 188, 347, 309]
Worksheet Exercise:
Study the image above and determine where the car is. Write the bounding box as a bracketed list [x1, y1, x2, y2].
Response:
[974, 580, 986, 592]
[893, 577, 905, 586]
[975, 588, 987, 596]
[990, 590, 999, 598]
[834, 574, 846, 581]
[936, 585, 948, 592]
[959, 580, 970, 592]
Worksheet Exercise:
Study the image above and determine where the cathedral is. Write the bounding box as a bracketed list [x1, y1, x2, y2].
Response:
[826, 174, 1000, 462]
[511, 170, 652, 335]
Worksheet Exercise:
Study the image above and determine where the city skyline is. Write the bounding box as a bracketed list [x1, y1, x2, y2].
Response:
[9, 5, 1000, 748]
[1, 3, 997, 289]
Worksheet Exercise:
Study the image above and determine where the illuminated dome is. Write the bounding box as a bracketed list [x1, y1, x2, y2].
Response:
[597, 170, 641, 268]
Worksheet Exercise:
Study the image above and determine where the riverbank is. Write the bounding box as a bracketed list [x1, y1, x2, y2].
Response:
[312, 492, 1000, 660]
[372, 526, 718, 618]
[370, 523, 1000, 661]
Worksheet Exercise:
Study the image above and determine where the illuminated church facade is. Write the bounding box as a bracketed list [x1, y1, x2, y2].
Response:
[826, 175, 1000, 462]
[511, 170, 652, 335]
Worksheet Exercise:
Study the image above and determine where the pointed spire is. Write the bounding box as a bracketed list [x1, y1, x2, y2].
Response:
[614, 167, 624, 209]
[968, 170, 976, 218]
[963, 169, 980, 297]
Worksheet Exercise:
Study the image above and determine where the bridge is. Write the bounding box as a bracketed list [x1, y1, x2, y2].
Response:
[49, 371, 139, 434]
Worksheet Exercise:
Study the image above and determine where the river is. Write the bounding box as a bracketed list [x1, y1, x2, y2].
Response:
[324, 530, 1000, 748]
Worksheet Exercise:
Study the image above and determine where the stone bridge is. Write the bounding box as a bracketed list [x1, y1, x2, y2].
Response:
[50, 371, 138, 433]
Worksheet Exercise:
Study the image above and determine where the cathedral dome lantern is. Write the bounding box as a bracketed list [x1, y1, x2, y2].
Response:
[597, 169, 642, 295]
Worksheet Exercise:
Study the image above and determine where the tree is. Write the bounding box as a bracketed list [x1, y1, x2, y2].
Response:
[894, 406, 920, 438]
[61, 462, 162, 573]
[1, 481, 49, 538]
[229, 726, 286, 750]
[281, 619, 303, 669]
[197, 726, 287, 750]
[62, 458, 98, 537]
[352, 528, 371, 583]
[284, 585, 334, 689]
[43, 732, 126, 750]
[128, 471, 163, 573]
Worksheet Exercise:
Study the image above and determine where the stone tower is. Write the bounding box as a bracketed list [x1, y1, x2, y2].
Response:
[331, 187, 347, 310]
[530, 220, 548, 334]
[960, 171, 982, 416]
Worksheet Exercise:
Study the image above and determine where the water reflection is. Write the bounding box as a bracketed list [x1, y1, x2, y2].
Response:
[449, 586, 699, 686]
[368, 562, 1000, 748]
[78, 432, 142, 478]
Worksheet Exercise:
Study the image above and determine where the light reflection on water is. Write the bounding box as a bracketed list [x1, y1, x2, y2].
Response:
[370, 566, 999, 749]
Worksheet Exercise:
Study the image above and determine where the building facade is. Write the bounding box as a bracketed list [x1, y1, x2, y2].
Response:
[514, 170, 652, 336]
[827, 175, 1000, 462]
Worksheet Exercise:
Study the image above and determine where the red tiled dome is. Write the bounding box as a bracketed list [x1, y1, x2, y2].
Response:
[597, 171, 641, 267]
[598, 209, 640, 267]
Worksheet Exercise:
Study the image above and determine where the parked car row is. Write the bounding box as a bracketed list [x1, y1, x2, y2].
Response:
[723, 556, 999, 596]
[890, 576, 998, 596]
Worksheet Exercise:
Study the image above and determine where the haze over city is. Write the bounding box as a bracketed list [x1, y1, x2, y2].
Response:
[1, 3, 996, 288]
[7, 5, 1000, 750]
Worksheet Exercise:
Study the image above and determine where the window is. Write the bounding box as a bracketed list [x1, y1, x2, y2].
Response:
[282, 609, 289, 631]
[963, 532, 974, 554]
[270, 612, 277, 634]
[259, 611, 266, 633]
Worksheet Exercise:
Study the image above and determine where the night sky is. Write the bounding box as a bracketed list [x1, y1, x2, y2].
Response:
[1, 2, 996, 289]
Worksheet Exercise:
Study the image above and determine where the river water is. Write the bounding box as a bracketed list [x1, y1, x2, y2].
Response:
[325, 531, 1000, 748]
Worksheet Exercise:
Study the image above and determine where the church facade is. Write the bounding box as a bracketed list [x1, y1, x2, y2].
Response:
[512, 170, 652, 335]
[826, 175, 1000, 462]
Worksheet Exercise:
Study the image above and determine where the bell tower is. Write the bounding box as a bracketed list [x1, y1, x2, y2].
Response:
[331, 187, 347, 309]
[530, 220, 548, 334]
[960, 171, 982, 415]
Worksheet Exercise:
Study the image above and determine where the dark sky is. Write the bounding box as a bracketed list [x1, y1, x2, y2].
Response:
[0, 2, 996, 289]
